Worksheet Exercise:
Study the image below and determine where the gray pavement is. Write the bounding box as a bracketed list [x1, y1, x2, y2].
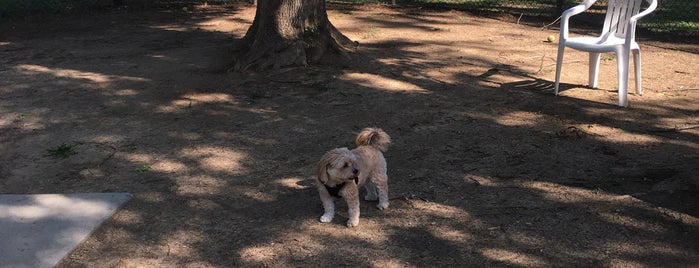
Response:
[0, 193, 132, 268]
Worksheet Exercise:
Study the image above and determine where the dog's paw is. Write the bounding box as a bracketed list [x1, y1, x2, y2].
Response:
[346, 219, 359, 227]
[320, 214, 334, 223]
[376, 202, 389, 210]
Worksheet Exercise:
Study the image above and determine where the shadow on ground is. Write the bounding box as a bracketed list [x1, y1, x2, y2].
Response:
[0, 3, 697, 267]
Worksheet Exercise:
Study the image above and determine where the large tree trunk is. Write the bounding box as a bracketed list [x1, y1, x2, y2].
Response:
[232, 0, 357, 71]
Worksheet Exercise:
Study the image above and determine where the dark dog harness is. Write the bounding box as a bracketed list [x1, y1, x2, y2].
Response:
[325, 177, 359, 198]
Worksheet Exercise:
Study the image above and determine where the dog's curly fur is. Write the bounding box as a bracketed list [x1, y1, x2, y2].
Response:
[315, 127, 391, 227]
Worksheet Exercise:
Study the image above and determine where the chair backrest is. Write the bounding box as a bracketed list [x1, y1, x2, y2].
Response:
[602, 0, 645, 38]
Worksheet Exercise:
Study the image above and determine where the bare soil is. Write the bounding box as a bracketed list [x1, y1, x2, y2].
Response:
[1, 3, 698, 267]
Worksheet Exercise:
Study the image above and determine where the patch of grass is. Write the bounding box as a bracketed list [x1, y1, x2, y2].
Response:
[304, 25, 320, 37]
[12, 114, 26, 123]
[363, 24, 379, 39]
[601, 54, 616, 61]
[135, 165, 152, 173]
[46, 143, 77, 158]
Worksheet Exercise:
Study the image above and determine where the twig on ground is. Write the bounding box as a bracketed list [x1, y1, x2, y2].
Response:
[541, 16, 562, 30]
[658, 88, 699, 93]
[648, 125, 699, 132]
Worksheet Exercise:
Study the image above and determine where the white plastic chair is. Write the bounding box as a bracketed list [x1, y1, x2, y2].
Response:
[554, 0, 658, 107]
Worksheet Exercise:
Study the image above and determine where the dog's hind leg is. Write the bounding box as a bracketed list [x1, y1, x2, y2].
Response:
[373, 174, 389, 210]
[364, 181, 379, 201]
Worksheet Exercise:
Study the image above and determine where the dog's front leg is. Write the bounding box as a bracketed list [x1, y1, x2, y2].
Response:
[318, 187, 335, 223]
[342, 185, 361, 227]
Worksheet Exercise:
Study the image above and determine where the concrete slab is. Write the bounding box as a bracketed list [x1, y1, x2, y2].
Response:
[0, 193, 132, 268]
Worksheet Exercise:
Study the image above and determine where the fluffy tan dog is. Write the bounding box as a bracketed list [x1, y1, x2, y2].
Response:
[315, 127, 391, 227]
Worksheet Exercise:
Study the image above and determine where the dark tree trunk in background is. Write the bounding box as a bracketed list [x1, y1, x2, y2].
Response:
[556, 0, 564, 13]
[232, 0, 357, 71]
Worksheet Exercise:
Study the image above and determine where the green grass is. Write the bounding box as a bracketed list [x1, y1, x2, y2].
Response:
[0, 0, 113, 13]
[135, 165, 152, 173]
[363, 24, 379, 39]
[46, 143, 77, 158]
[2, 0, 697, 37]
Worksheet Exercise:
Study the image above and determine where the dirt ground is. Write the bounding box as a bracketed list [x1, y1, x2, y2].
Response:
[1, 3, 698, 267]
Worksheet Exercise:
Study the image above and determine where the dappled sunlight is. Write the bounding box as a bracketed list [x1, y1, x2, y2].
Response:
[507, 233, 547, 248]
[169, 132, 204, 141]
[522, 181, 630, 203]
[582, 124, 699, 148]
[0, 195, 115, 219]
[0, 112, 46, 130]
[150, 24, 191, 32]
[237, 186, 278, 202]
[409, 200, 470, 219]
[274, 177, 311, 190]
[481, 248, 545, 266]
[238, 220, 391, 265]
[149, 54, 168, 59]
[113, 89, 139, 96]
[196, 18, 243, 32]
[238, 244, 279, 264]
[156, 92, 238, 113]
[16, 64, 148, 85]
[181, 92, 236, 103]
[339, 72, 428, 93]
[468, 109, 698, 149]
[152, 159, 189, 173]
[174, 175, 227, 196]
[426, 226, 474, 245]
[122, 152, 158, 166]
[608, 259, 646, 267]
[154, 93, 284, 123]
[370, 258, 414, 268]
[518, 181, 699, 233]
[607, 240, 687, 259]
[1, 3, 697, 267]
[496, 111, 546, 127]
[392, 199, 485, 249]
[597, 211, 671, 233]
[88, 134, 127, 144]
[180, 146, 246, 173]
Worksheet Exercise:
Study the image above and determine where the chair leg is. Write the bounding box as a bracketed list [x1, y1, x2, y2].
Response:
[554, 45, 565, 95]
[617, 50, 630, 107]
[633, 49, 642, 95]
[589, 52, 601, 88]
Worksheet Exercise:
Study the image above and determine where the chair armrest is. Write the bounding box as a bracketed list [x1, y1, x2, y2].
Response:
[625, 0, 658, 45]
[629, 0, 658, 23]
[560, 0, 598, 39]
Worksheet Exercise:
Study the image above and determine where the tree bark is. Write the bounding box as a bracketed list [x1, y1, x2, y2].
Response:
[232, 0, 357, 72]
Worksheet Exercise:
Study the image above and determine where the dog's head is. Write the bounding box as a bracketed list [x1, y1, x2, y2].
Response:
[316, 148, 359, 186]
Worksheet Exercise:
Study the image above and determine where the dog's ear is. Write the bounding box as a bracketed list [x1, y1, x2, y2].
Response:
[316, 161, 329, 184]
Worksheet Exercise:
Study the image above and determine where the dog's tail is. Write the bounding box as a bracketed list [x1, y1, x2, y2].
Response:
[355, 127, 390, 152]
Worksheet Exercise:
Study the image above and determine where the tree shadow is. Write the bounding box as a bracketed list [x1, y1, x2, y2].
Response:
[0, 3, 697, 267]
